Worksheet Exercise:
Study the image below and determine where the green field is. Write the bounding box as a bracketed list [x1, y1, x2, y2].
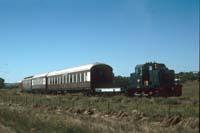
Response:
[0, 81, 199, 133]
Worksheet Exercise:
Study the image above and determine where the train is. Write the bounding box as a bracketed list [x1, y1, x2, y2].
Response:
[21, 62, 182, 97]
[128, 62, 182, 97]
[21, 63, 121, 95]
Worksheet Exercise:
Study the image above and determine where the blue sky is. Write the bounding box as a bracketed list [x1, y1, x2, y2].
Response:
[0, 0, 199, 82]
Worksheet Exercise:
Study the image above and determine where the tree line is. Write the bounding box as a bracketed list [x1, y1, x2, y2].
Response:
[175, 72, 199, 83]
[0, 77, 5, 89]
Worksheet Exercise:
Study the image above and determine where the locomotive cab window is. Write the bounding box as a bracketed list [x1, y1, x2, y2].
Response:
[149, 66, 153, 71]
[135, 68, 139, 74]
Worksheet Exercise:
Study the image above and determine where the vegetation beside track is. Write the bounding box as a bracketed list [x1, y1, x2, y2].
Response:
[0, 80, 199, 133]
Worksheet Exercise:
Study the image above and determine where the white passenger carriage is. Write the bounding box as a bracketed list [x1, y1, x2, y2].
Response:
[21, 63, 120, 94]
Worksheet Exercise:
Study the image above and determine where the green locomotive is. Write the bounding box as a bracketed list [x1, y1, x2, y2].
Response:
[128, 62, 182, 97]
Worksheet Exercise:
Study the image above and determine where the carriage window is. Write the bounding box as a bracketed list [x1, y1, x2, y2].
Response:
[79, 73, 81, 82]
[84, 72, 87, 82]
[78, 73, 81, 82]
[69, 74, 71, 83]
[87, 72, 90, 82]
[75, 74, 77, 82]
[64, 75, 66, 84]
[55, 77, 57, 84]
[68, 74, 71, 83]
[52, 77, 54, 85]
[65, 75, 68, 84]
[62, 75, 64, 84]
[81, 73, 84, 82]
[74, 74, 76, 83]
[61, 76, 63, 84]
[59, 76, 62, 84]
[76, 73, 78, 83]
[58, 76, 59, 84]
[99, 71, 104, 77]
[72, 74, 74, 83]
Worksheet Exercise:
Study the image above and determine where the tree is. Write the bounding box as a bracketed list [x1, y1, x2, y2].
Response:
[176, 72, 200, 82]
[0, 77, 5, 89]
[113, 76, 130, 91]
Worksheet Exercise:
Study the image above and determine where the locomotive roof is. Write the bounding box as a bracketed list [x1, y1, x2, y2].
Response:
[135, 64, 144, 68]
[135, 62, 168, 70]
[47, 63, 108, 77]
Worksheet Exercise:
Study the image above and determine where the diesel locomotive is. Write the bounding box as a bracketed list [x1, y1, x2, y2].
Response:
[128, 62, 182, 97]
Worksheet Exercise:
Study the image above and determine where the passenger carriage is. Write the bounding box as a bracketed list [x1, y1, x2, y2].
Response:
[21, 63, 120, 94]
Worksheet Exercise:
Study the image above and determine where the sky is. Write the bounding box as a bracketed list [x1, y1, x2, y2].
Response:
[0, 0, 199, 83]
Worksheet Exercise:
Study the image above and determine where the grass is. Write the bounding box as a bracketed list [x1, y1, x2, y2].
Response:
[182, 80, 199, 99]
[0, 80, 199, 132]
[0, 106, 88, 133]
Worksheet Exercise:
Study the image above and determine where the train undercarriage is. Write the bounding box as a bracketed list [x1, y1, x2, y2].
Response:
[127, 85, 182, 97]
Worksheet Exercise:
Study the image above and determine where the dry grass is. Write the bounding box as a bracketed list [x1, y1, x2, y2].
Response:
[182, 80, 199, 99]
[0, 81, 199, 133]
